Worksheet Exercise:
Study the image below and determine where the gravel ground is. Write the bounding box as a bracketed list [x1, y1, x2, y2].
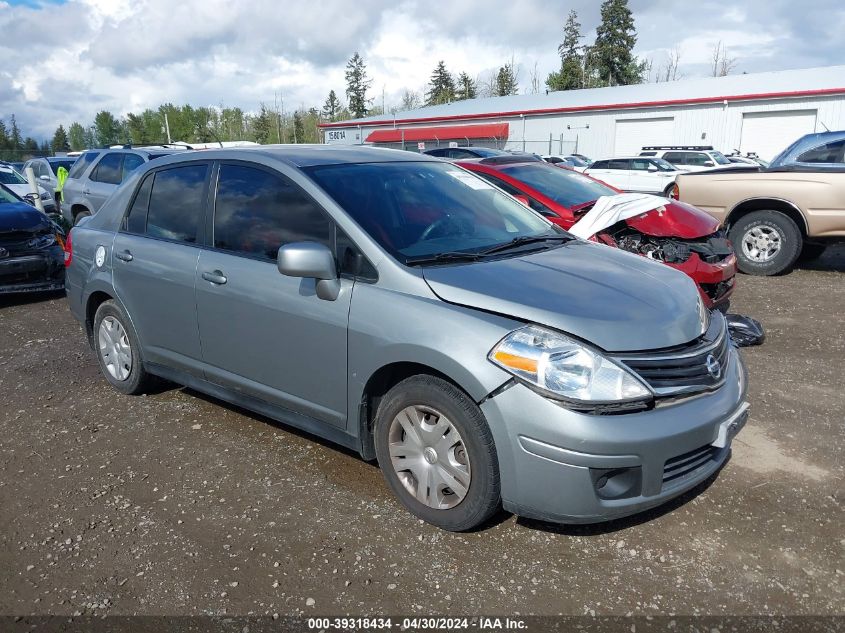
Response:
[0, 247, 843, 618]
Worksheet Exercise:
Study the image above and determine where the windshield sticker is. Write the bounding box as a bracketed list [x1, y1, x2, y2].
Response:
[446, 170, 494, 190]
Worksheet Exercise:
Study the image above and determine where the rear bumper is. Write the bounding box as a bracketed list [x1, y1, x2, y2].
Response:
[480, 346, 747, 524]
[0, 249, 65, 293]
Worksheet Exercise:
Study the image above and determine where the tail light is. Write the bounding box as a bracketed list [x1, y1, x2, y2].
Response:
[669, 183, 679, 200]
[63, 229, 73, 267]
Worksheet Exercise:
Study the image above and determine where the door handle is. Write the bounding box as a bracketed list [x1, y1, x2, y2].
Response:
[202, 270, 227, 285]
[115, 250, 133, 262]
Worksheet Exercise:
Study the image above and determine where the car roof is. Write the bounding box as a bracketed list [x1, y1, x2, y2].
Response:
[136, 144, 440, 169]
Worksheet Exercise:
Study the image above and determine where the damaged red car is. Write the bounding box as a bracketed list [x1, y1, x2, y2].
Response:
[456, 157, 737, 310]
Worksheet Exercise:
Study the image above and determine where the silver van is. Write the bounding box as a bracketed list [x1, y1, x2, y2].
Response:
[65, 146, 748, 531]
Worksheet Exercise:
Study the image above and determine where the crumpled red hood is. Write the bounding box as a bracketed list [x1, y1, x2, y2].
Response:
[623, 199, 720, 239]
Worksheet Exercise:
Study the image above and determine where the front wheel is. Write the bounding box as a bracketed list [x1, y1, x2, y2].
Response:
[374, 375, 501, 531]
[728, 210, 802, 276]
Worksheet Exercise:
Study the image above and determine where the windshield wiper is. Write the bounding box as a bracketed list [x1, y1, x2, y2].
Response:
[479, 234, 573, 256]
[404, 251, 485, 266]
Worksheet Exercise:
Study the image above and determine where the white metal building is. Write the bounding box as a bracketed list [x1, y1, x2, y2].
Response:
[320, 66, 845, 161]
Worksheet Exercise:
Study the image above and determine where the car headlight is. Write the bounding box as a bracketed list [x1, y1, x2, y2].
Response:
[698, 294, 710, 335]
[489, 325, 652, 405]
[27, 234, 57, 249]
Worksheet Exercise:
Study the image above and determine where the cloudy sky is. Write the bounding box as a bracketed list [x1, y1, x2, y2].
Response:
[2, 0, 844, 140]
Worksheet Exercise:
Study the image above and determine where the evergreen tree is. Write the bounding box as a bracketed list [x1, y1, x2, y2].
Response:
[547, 10, 584, 91]
[321, 90, 342, 122]
[455, 72, 477, 101]
[51, 125, 71, 152]
[39, 140, 51, 155]
[293, 111, 305, 144]
[0, 120, 8, 150]
[68, 122, 86, 150]
[496, 63, 519, 96]
[251, 104, 273, 144]
[10, 115, 23, 150]
[345, 52, 372, 119]
[592, 0, 647, 86]
[93, 110, 121, 146]
[425, 61, 456, 106]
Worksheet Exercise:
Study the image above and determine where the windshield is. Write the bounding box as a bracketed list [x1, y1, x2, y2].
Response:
[0, 186, 21, 204]
[472, 147, 509, 157]
[652, 158, 677, 171]
[709, 151, 730, 165]
[49, 159, 77, 175]
[306, 161, 561, 263]
[0, 168, 27, 185]
[499, 163, 616, 208]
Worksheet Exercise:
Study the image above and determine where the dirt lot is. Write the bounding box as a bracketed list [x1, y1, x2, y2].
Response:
[1, 247, 843, 619]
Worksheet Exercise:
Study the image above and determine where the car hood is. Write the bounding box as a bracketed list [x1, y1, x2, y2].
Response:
[623, 199, 720, 239]
[422, 240, 705, 352]
[0, 202, 53, 234]
[6, 183, 50, 197]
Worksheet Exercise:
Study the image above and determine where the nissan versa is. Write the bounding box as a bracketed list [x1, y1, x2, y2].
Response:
[65, 146, 749, 531]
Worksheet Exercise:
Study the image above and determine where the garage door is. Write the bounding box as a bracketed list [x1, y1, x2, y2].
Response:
[614, 118, 674, 156]
[740, 110, 817, 161]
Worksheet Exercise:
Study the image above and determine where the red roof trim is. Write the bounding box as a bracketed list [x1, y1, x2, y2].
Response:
[320, 87, 845, 129]
[365, 123, 509, 143]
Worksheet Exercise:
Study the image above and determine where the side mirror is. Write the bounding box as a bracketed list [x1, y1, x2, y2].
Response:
[277, 242, 340, 301]
[703, 160, 715, 167]
[647, 164, 658, 172]
[39, 175, 50, 181]
[513, 195, 531, 208]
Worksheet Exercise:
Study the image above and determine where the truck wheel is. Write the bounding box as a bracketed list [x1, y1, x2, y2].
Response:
[728, 210, 802, 276]
[374, 375, 501, 531]
[797, 242, 827, 262]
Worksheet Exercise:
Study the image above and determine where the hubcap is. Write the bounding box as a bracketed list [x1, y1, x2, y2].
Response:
[387, 405, 471, 510]
[98, 316, 132, 381]
[741, 225, 782, 263]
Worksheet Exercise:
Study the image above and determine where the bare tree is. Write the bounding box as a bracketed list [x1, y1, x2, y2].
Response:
[654, 46, 682, 82]
[476, 69, 498, 99]
[399, 89, 422, 111]
[528, 61, 541, 94]
[711, 41, 737, 77]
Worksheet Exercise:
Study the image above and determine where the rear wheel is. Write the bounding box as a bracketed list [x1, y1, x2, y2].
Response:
[73, 209, 91, 225]
[93, 300, 154, 395]
[728, 210, 802, 276]
[374, 375, 500, 531]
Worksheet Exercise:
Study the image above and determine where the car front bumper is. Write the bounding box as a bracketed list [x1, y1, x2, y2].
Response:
[0, 248, 65, 293]
[481, 345, 747, 524]
[668, 252, 737, 310]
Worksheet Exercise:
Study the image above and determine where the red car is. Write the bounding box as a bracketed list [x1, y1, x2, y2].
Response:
[456, 157, 737, 310]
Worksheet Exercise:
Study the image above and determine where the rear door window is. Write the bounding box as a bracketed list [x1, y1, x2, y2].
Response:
[608, 159, 631, 170]
[663, 152, 685, 164]
[146, 164, 209, 244]
[90, 153, 123, 185]
[123, 173, 154, 234]
[213, 163, 332, 261]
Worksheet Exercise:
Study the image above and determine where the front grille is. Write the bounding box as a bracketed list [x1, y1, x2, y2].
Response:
[615, 313, 731, 396]
[663, 444, 722, 490]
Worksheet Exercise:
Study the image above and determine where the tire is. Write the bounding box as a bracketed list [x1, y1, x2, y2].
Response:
[797, 242, 827, 262]
[663, 183, 676, 198]
[728, 210, 802, 276]
[73, 210, 91, 226]
[92, 300, 154, 395]
[373, 375, 501, 531]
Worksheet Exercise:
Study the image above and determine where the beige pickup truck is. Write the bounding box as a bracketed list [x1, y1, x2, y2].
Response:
[674, 168, 845, 275]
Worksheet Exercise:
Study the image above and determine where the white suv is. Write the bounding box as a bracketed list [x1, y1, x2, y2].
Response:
[584, 156, 681, 195]
[639, 146, 733, 171]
